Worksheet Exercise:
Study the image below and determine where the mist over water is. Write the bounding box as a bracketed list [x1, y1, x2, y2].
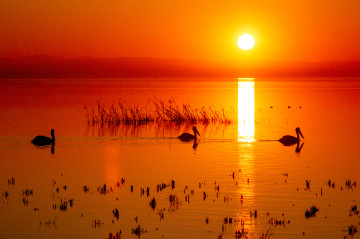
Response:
[0, 78, 360, 238]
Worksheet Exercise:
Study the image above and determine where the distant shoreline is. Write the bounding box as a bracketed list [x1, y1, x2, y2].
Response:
[1, 56, 360, 78]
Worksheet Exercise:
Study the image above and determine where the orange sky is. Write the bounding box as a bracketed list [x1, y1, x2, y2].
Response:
[1, 0, 360, 62]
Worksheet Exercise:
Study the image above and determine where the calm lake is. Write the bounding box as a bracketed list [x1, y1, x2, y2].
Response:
[0, 78, 360, 239]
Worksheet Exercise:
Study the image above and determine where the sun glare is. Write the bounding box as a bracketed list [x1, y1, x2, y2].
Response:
[238, 34, 255, 50]
[237, 80, 255, 143]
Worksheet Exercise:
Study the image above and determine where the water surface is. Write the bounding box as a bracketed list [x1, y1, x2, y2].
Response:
[0, 78, 360, 238]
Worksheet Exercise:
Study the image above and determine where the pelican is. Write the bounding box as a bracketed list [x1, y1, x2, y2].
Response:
[278, 127, 304, 146]
[178, 126, 200, 141]
[31, 129, 55, 146]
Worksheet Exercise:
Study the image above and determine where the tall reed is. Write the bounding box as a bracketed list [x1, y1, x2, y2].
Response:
[84, 98, 234, 126]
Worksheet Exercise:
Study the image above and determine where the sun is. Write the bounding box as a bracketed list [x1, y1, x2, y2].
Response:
[238, 34, 255, 50]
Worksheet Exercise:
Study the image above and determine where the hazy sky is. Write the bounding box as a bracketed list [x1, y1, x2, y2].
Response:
[1, 0, 360, 62]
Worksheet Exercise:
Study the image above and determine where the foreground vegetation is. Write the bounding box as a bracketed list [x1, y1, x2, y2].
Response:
[84, 98, 234, 126]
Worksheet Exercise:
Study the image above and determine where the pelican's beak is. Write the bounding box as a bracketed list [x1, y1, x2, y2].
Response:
[299, 129, 304, 139]
[194, 127, 200, 137]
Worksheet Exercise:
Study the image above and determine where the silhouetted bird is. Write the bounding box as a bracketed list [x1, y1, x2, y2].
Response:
[278, 127, 304, 146]
[178, 126, 200, 141]
[31, 129, 55, 146]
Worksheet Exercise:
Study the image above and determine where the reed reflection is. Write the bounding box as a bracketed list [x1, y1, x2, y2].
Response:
[237, 79, 256, 234]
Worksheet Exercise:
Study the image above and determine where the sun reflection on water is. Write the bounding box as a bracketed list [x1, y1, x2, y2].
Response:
[104, 143, 122, 183]
[237, 80, 255, 143]
[237, 79, 256, 235]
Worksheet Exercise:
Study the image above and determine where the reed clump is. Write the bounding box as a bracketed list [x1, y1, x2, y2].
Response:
[84, 98, 234, 126]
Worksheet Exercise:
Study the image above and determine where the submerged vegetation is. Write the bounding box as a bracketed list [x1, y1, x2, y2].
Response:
[84, 98, 234, 126]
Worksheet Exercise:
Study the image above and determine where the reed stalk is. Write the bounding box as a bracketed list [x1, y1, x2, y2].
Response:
[85, 98, 234, 126]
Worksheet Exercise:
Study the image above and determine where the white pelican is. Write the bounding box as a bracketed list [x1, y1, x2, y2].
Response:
[178, 126, 200, 141]
[31, 129, 55, 146]
[279, 127, 304, 146]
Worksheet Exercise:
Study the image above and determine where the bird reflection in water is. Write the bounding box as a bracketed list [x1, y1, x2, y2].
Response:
[295, 142, 304, 154]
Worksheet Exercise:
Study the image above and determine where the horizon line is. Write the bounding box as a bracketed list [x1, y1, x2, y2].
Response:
[1, 55, 360, 78]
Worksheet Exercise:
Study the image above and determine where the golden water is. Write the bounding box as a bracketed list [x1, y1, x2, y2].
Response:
[0, 78, 359, 238]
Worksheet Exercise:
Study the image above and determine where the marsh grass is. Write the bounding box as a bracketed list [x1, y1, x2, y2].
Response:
[84, 98, 234, 126]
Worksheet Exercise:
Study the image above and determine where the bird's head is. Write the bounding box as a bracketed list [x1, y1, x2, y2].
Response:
[295, 127, 304, 139]
[193, 126, 200, 137]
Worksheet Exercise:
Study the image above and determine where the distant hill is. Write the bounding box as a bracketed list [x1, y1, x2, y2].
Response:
[0, 56, 360, 78]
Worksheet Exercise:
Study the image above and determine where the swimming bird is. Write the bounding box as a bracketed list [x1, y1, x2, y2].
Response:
[178, 126, 200, 141]
[278, 127, 304, 146]
[31, 129, 55, 146]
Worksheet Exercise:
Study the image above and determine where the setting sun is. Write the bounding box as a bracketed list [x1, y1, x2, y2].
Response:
[238, 34, 255, 50]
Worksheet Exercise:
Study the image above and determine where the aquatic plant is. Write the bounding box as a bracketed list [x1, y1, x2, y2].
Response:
[92, 219, 102, 228]
[149, 198, 156, 210]
[7, 177, 15, 186]
[305, 180, 311, 191]
[156, 182, 170, 192]
[60, 199, 68, 211]
[305, 205, 319, 219]
[22, 189, 33, 197]
[2, 191, 9, 200]
[132, 225, 146, 237]
[107, 231, 122, 239]
[235, 228, 248, 239]
[223, 217, 234, 224]
[327, 180, 336, 188]
[268, 218, 288, 227]
[168, 194, 181, 211]
[113, 208, 119, 220]
[84, 98, 234, 126]
[345, 179, 357, 190]
[157, 209, 165, 221]
[83, 186, 90, 193]
[22, 197, 29, 206]
[347, 224, 358, 236]
[260, 228, 273, 239]
[350, 205, 357, 212]
[349, 205, 359, 216]
[98, 184, 107, 195]
[68, 199, 74, 207]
